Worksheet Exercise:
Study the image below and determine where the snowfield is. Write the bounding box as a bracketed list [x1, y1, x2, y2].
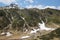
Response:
[30, 21, 56, 34]
[38, 21, 56, 31]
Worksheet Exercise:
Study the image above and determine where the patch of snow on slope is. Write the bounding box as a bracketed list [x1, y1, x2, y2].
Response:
[30, 28, 40, 34]
[21, 17, 25, 20]
[1, 32, 5, 35]
[21, 36, 30, 39]
[38, 21, 56, 31]
[6, 32, 12, 36]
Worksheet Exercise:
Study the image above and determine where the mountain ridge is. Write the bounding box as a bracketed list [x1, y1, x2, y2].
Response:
[0, 4, 60, 32]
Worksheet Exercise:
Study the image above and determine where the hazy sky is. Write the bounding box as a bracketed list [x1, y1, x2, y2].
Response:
[0, 0, 60, 9]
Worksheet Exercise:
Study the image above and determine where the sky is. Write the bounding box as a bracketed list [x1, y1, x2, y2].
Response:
[0, 0, 60, 10]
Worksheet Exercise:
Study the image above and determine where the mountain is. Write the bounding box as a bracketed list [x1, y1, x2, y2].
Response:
[0, 4, 60, 32]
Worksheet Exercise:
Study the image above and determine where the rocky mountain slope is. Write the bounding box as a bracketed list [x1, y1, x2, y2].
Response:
[0, 4, 60, 32]
[0, 4, 60, 39]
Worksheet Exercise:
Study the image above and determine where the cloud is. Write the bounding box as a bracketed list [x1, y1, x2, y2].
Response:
[44, 6, 56, 9]
[0, 0, 17, 5]
[26, 5, 60, 10]
[26, 5, 44, 9]
[25, 0, 34, 3]
[57, 6, 60, 10]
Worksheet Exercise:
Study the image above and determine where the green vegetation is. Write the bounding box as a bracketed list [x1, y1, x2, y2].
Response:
[0, 4, 60, 40]
[0, 6, 60, 32]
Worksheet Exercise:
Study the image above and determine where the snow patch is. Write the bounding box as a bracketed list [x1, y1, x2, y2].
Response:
[21, 36, 30, 39]
[21, 17, 25, 20]
[1, 32, 5, 35]
[24, 29, 28, 33]
[30, 28, 40, 34]
[0, 32, 12, 36]
[38, 21, 56, 31]
[6, 32, 12, 36]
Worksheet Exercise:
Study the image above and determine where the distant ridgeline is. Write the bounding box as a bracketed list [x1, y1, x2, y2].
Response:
[0, 4, 60, 31]
[0, 4, 19, 10]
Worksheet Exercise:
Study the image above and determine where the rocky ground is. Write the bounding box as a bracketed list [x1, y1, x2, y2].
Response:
[0, 28, 59, 40]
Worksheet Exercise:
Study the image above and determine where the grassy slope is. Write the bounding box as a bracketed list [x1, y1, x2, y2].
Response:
[0, 7, 60, 40]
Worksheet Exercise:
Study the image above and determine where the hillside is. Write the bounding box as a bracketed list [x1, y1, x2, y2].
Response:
[0, 4, 60, 40]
